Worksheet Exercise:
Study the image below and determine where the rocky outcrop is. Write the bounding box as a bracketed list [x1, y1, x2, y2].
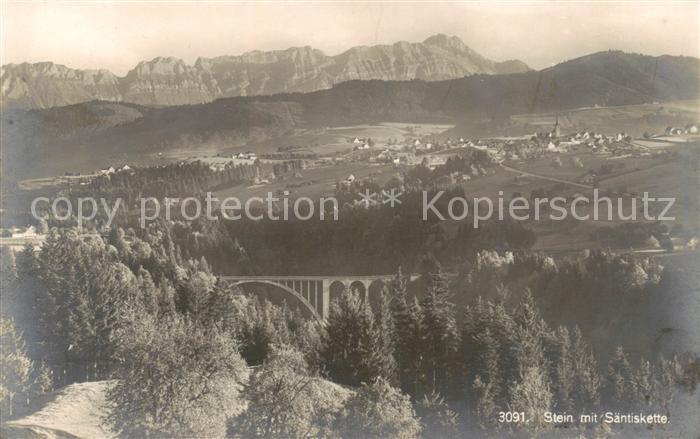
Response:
[1, 35, 529, 109]
[1, 62, 121, 109]
[120, 57, 218, 106]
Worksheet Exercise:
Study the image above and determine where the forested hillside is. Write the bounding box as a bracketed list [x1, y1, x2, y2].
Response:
[2, 225, 698, 437]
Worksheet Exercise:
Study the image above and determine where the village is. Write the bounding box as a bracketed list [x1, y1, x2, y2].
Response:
[5, 116, 698, 260]
[13, 115, 699, 204]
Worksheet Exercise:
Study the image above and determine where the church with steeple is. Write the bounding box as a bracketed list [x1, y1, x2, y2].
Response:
[552, 115, 561, 138]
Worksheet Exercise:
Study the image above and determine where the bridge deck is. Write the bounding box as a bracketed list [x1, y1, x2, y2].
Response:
[219, 275, 396, 281]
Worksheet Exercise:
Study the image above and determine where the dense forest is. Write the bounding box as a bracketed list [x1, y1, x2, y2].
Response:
[1, 222, 698, 437]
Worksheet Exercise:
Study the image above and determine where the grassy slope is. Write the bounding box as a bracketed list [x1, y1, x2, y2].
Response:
[2, 381, 115, 438]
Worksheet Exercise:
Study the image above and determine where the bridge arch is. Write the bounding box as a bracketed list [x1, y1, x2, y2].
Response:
[368, 279, 387, 311]
[231, 280, 322, 321]
[349, 280, 367, 299]
[328, 280, 347, 306]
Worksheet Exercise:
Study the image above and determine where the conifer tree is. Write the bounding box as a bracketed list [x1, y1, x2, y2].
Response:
[0, 246, 17, 287]
[416, 391, 459, 438]
[608, 346, 633, 405]
[322, 289, 396, 386]
[512, 289, 549, 374]
[509, 291, 553, 430]
[135, 267, 160, 315]
[509, 363, 553, 432]
[0, 316, 33, 417]
[420, 270, 459, 396]
[655, 354, 690, 418]
[388, 268, 419, 392]
[472, 375, 497, 427]
[366, 289, 397, 384]
[322, 289, 364, 385]
[30, 361, 54, 400]
[473, 328, 502, 404]
[631, 357, 656, 408]
[552, 326, 575, 411]
[570, 326, 601, 410]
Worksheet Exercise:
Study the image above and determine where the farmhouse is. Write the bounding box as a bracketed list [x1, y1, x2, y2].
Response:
[235, 152, 257, 160]
[10, 226, 38, 238]
[422, 155, 447, 170]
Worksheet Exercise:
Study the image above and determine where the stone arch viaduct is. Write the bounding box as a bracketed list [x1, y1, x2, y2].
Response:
[219, 275, 405, 321]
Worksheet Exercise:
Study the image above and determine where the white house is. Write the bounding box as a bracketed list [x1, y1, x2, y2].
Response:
[11, 226, 37, 238]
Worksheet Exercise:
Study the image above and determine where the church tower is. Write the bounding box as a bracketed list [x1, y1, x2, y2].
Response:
[553, 115, 561, 138]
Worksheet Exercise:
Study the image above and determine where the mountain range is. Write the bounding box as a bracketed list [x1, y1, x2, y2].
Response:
[1, 34, 529, 109]
[2, 50, 698, 180]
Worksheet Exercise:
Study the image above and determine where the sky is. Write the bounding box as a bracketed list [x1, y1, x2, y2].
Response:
[1, 1, 698, 75]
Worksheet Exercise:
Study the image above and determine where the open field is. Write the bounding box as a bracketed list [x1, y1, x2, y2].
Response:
[144, 122, 454, 172]
[633, 139, 683, 149]
[213, 162, 399, 203]
[242, 122, 454, 157]
[599, 158, 700, 231]
[504, 151, 672, 183]
[455, 140, 699, 253]
[509, 99, 699, 136]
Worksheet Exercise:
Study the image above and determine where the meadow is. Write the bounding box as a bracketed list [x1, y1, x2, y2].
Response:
[509, 99, 699, 136]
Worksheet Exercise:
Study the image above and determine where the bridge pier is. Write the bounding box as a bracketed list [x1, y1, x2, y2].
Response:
[322, 279, 330, 320]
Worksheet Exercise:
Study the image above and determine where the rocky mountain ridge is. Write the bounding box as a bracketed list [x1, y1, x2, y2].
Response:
[1, 34, 529, 109]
